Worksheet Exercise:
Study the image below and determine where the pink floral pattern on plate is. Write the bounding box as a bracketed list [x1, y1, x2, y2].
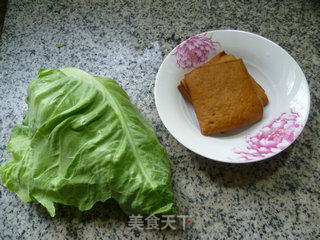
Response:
[172, 33, 220, 70]
[234, 109, 303, 161]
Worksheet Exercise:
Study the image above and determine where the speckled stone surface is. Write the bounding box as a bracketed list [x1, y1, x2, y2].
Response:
[0, 0, 319, 239]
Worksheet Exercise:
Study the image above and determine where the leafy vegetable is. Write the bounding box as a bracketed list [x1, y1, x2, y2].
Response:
[0, 68, 175, 217]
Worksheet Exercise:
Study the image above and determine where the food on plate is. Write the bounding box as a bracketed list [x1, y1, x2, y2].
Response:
[179, 55, 266, 135]
[178, 51, 268, 106]
[0, 68, 175, 217]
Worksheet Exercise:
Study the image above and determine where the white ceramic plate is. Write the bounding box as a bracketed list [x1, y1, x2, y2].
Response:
[155, 30, 310, 163]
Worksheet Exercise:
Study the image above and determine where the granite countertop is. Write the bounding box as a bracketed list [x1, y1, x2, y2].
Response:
[0, 0, 319, 239]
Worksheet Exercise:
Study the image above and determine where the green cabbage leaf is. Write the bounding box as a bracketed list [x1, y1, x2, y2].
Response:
[0, 68, 175, 217]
